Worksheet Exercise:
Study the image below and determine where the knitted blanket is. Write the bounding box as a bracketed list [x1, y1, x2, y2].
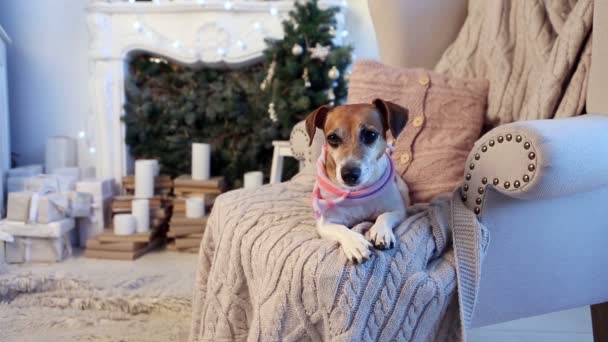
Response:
[436, 0, 593, 126]
[189, 172, 487, 341]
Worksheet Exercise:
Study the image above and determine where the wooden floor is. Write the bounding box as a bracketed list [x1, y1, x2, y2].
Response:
[468, 306, 593, 342]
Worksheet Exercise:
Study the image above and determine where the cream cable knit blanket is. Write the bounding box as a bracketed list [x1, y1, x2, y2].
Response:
[189, 172, 487, 341]
[436, 0, 593, 126]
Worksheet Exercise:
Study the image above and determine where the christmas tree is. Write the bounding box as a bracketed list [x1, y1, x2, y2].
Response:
[261, 0, 353, 138]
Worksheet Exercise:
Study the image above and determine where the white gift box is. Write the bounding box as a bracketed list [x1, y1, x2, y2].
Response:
[75, 179, 114, 247]
[6, 192, 32, 222]
[5, 234, 71, 263]
[68, 192, 93, 217]
[7, 164, 43, 177]
[7, 177, 27, 193]
[25, 175, 61, 193]
[0, 218, 75, 263]
[33, 193, 70, 224]
[76, 178, 114, 199]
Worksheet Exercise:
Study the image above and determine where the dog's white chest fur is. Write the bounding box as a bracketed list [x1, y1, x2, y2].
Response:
[321, 179, 404, 228]
[316, 176, 409, 264]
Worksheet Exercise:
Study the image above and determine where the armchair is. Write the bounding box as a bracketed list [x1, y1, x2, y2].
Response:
[366, 0, 608, 338]
[189, 1, 608, 341]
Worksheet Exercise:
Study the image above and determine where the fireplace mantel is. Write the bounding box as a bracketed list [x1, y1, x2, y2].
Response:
[87, 0, 344, 183]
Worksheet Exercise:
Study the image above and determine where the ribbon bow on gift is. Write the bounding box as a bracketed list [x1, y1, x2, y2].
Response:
[27, 177, 71, 224]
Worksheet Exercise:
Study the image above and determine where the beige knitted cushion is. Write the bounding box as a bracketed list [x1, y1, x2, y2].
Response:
[347, 60, 489, 203]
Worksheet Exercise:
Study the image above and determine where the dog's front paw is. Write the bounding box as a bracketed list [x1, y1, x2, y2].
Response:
[340, 232, 372, 264]
[367, 223, 396, 250]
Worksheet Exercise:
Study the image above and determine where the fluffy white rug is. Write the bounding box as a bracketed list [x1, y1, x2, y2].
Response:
[0, 250, 198, 342]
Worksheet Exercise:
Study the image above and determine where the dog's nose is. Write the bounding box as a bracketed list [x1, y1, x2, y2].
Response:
[341, 166, 361, 186]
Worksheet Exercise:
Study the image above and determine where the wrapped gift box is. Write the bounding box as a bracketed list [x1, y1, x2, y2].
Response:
[69, 192, 93, 217]
[6, 165, 44, 193]
[6, 192, 32, 222]
[76, 179, 114, 247]
[34, 192, 70, 223]
[7, 177, 27, 193]
[7, 165, 43, 177]
[0, 218, 75, 263]
[7, 191, 87, 224]
[25, 175, 61, 193]
[5, 234, 71, 263]
[51, 167, 80, 192]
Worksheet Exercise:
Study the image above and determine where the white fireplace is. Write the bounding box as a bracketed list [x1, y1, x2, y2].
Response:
[87, 0, 344, 183]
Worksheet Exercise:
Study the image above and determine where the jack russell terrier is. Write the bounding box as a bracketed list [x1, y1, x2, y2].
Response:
[306, 99, 410, 264]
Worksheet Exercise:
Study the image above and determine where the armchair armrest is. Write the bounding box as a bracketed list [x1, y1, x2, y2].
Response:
[289, 120, 324, 173]
[462, 114, 608, 212]
[456, 114, 608, 328]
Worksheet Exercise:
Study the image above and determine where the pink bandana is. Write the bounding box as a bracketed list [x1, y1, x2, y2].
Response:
[311, 144, 395, 219]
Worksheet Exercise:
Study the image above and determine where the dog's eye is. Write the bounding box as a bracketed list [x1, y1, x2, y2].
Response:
[361, 129, 378, 145]
[326, 133, 341, 147]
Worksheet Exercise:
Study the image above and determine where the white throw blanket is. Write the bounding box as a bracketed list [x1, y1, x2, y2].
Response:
[189, 172, 487, 341]
[436, 0, 593, 126]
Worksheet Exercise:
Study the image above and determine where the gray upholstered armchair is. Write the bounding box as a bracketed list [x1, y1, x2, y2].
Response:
[289, 0, 608, 339]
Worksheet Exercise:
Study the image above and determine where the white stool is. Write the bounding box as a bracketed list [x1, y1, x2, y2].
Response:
[270, 140, 302, 184]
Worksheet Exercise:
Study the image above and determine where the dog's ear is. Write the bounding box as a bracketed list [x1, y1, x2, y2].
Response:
[373, 98, 409, 138]
[305, 105, 330, 146]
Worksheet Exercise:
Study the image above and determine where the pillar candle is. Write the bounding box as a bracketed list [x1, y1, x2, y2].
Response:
[135, 159, 156, 198]
[186, 197, 205, 218]
[114, 214, 136, 235]
[151, 160, 160, 177]
[192, 143, 211, 180]
[132, 199, 150, 233]
[243, 171, 264, 189]
[45, 136, 77, 174]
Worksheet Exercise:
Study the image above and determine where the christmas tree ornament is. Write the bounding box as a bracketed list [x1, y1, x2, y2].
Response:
[328, 66, 340, 80]
[291, 43, 303, 56]
[309, 43, 331, 61]
[302, 68, 311, 88]
[327, 88, 335, 101]
[344, 71, 351, 82]
[329, 26, 336, 37]
[268, 102, 278, 122]
[260, 60, 276, 91]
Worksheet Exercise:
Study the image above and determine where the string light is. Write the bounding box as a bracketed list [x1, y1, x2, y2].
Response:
[78, 131, 86, 139]
[236, 40, 247, 50]
[340, 0, 348, 8]
[132, 21, 143, 32]
[216, 47, 226, 56]
[269, 6, 278, 16]
[341, 30, 349, 38]
[253, 21, 262, 31]
[172, 40, 181, 49]
[224, 1, 233, 10]
[196, 0, 205, 4]
[89, 147, 96, 155]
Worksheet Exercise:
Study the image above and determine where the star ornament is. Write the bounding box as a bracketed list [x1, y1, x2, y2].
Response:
[309, 43, 331, 61]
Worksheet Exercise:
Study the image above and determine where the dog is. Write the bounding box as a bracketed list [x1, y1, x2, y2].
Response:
[306, 98, 410, 264]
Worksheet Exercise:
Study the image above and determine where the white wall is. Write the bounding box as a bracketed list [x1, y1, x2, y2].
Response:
[0, 0, 377, 169]
[0, 0, 91, 166]
[343, 0, 379, 61]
